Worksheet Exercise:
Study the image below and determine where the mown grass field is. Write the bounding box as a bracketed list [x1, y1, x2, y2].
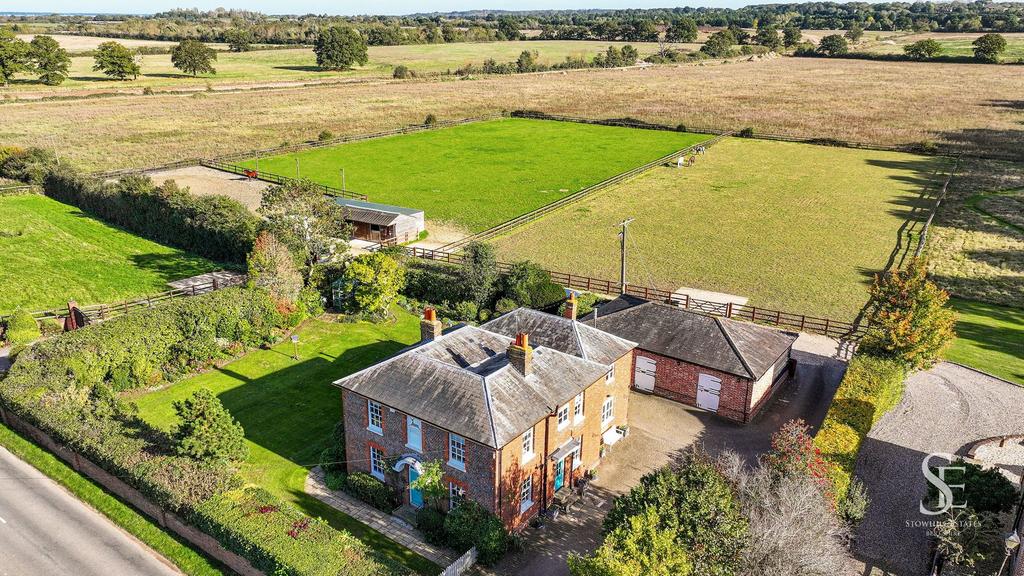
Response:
[4, 57, 1020, 172]
[859, 32, 1024, 61]
[5, 40, 663, 93]
[239, 118, 710, 232]
[494, 137, 948, 320]
[946, 298, 1024, 385]
[132, 313, 437, 574]
[0, 194, 218, 314]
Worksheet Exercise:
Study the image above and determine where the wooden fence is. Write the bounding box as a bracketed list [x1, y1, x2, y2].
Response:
[440, 132, 732, 252]
[914, 155, 962, 259]
[200, 159, 367, 200]
[397, 247, 867, 340]
[0, 275, 245, 325]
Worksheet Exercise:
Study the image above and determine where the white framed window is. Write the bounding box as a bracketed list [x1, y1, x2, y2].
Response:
[601, 396, 614, 425]
[557, 404, 570, 430]
[605, 366, 615, 384]
[448, 433, 466, 471]
[522, 428, 535, 462]
[448, 482, 466, 510]
[573, 393, 584, 423]
[367, 401, 383, 435]
[406, 416, 422, 452]
[571, 444, 582, 470]
[519, 475, 533, 513]
[369, 445, 385, 480]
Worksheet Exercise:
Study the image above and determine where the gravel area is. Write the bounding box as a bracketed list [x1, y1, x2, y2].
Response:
[854, 362, 1024, 575]
[148, 166, 271, 212]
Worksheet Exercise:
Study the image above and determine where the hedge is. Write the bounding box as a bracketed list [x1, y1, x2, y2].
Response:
[0, 288, 406, 575]
[43, 167, 259, 264]
[2, 308, 41, 357]
[343, 472, 400, 513]
[813, 354, 907, 502]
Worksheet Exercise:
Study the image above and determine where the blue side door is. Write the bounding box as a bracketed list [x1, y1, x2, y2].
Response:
[554, 458, 565, 492]
[409, 467, 423, 508]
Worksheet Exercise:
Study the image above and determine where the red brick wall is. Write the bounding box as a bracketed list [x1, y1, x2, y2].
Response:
[631, 350, 753, 423]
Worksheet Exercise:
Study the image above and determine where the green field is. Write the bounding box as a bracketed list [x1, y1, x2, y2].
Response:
[0, 194, 218, 313]
[860, 32, 1024, 61]
[132, 313, 437, 574]
[494, 137, 948, 320]
[946, 298, 1023, 385]
[240, 118, 710, 232]
[7, 40, 665, 93]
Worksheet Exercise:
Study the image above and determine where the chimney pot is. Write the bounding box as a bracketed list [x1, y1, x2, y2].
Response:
[563, 293, 578, 321]
[420, 307, 442, 342]
[508, 332, 533, 376]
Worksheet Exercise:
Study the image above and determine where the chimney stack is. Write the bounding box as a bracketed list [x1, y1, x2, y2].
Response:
[420, 307, 442, 342]
[508, 332, 533, 376]
[563, 293, 578, 321]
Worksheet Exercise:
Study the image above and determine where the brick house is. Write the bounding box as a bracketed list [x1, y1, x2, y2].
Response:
[582, 295, 798, 423]
[334, 306, 636, 531]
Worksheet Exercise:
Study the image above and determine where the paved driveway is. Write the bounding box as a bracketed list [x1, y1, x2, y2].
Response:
[489, 337, 846, 576]
[854, 363, 1024, 576]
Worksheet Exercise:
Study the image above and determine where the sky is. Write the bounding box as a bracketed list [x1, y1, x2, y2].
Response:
[3, 0, 757, 16]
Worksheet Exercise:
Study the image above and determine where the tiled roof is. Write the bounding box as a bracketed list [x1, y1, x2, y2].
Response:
[581, 296, 797, 380]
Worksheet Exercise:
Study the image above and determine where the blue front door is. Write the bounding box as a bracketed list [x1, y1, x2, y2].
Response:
[554, 458, 566, 492]
[409, 467, 423, 508]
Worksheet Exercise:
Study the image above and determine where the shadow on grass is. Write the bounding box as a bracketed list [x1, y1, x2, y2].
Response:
[129, 252, 217, 281]
[273, 65, 327, 72]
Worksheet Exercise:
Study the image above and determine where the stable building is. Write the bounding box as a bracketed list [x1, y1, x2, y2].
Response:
[582, 295, 798, 424]
[335, 198, 425, 244]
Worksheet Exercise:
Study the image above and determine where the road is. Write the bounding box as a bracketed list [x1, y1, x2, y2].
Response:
[0, 445, 181, 576]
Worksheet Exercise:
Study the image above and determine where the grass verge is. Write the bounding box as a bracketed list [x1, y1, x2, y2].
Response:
[946, 298, 1024, 385]
[0, 422, 225, 575]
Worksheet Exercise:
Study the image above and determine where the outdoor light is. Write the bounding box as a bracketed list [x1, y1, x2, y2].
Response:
[291, 334, 299, 360]
[1007, 531, 1020, 553]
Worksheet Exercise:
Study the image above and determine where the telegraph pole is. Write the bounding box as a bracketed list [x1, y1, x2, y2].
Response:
[618, 218, 634, 295]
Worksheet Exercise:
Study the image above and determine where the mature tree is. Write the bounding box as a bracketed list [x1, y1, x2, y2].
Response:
[701, 30, 736, 58]
[29, 35, 69, 85]
[665, 17, 699, 43]
[0, 29, 32, 85]
[782, 25, 802, 47]
[516, 49, 537, 73]
[500, 260, 565, 308]
[247, 231, 303, 304]
[904, 38, 943, 59]
[726, 24, 750, 45]
[172, 388, 248, 463]
[314, 25, 368, 70]
[845, 22, 865, 42]
[859, 258, 956, 369]
[497, 16, 521, 41]
[755, 25, 782, 51]
[718, 451, 853, 576]
[171, 39, 217, 76]
[604, 450, 747, 576]
[259, 179, 351, 268]
[816, 34, 850, 56]
[224, 27, 253, 52]
[569, 508, 693, 576]
[973, 33, 1007, 62]
[459, 241, 498, 309]
[93, 41, 140, 80]
[334, 252, 406, 317]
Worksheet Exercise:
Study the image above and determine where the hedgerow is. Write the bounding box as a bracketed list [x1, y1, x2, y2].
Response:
[43, 167, 259, 263]
[813, 354, 907, 503]
[0, 288, 405, 575]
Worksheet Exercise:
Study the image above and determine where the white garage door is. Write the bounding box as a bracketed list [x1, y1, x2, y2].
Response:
[696, 373, 722, 412]
[634, 356, 657, 392]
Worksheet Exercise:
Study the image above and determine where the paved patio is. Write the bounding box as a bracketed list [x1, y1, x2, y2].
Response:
[488, 337, 847, 576]
[305, 467, 460, 567]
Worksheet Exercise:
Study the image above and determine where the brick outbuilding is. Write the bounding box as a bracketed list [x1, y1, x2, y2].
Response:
[334, 307, 636, 531]
[582, 295, 798, 423]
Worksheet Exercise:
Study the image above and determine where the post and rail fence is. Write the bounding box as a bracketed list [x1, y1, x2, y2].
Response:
[392, 246, 867, 341]
[199, 159, 367, 201]
[0, 275, 245, 326]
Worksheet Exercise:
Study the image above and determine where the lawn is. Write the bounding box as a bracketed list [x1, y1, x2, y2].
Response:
[0, 194, 219, 314]
[131, 313, 437, 574]
[239, 118, 710, 232]
[946, 299, 1024, 385]
[6, 40, 664, 93]
[493, 137, 948, 320]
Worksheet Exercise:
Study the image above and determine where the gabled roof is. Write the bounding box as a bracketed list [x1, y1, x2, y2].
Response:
[334, 309, 636, 448]
[581, 296, 797, 380]
[335, 198, 424, 226]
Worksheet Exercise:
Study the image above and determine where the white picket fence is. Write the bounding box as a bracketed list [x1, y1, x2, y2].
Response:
[439, 547, 477, 576]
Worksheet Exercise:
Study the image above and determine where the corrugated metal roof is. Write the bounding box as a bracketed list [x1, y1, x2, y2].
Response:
[581, 296, 797, 380]
[342, 206, 401, 226]
[334, 309, 636, 448]
[335, 198, 424, 217]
